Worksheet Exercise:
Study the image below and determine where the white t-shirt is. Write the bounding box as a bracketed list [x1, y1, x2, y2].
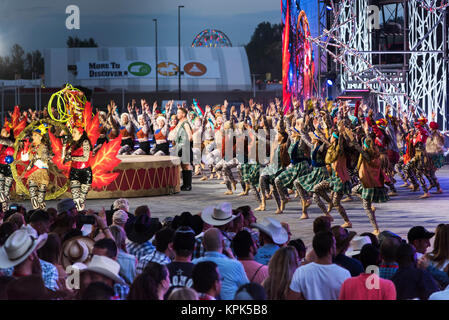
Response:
[290, 262, 351, 300]
[429, 285, 449, 300]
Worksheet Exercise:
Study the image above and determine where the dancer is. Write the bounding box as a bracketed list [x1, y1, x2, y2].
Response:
[20, 124, 50, 210]
[174, 107, 193, 191]
[64, 125, 93, 211]
[426, 115, 445, 194]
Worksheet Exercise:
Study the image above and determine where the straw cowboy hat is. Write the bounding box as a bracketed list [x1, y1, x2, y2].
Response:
[251, 217, 289, 245]
[346, 236, 372, 257]
[83, 255, 125, 285]
[0, 228, 48, 269]
[61, 236, 95, 269]
[201, 202, 236, 227]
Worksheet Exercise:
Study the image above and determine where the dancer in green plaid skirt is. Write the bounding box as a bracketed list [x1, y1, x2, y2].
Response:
[274, 122, 311, 214]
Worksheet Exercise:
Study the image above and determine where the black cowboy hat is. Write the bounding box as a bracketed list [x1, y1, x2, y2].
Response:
[125, 214, 161, 244]
[171, 211, 204, 236]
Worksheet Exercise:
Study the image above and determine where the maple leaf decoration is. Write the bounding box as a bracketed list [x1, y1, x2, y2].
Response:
[90, 135, 122, 190]
[82, 102, 100, 147]
[48, 131, 71, 177]
[9, 106, 27, 137]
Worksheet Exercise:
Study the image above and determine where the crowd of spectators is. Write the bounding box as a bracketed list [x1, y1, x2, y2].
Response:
[0, 198, 448, 300]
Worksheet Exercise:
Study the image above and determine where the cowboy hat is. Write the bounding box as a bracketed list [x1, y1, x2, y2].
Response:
[331, 226, 357, 252]
[125, 214, 161, 244]
[346, 236, 372, 257]
[83, 255, 125, 285]
[61, 236, 95, 269]
[0, 229, 47, 269]
[201, 202, 236, 226]
[251, 217, 288, 245]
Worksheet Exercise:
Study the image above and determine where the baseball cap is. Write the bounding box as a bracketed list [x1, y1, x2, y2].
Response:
[407, 226, 435, 243]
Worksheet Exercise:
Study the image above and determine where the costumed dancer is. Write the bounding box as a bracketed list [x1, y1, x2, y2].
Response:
[20, 124, 50, 210]
[128, 101, 152, 155]
[351, 124, 388, 236]
[150, 102, 170, 156]
[117, 110, 135, 155]
[294, 115, 331, 220]
[426, 114, 445, 194]
[256, 119, 290, 214]
[0, 107, 26, 210]
[174, 107, 193, 191]
[274, 117, 311, 215]
[314, 122, 353, 228]
[63, 125, 93, 211]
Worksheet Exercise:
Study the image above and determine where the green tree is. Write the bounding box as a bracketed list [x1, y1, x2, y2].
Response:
[67, 36, 98, 48]
[245, 22, 282, 81]
[10, 44, 25, 78]
[24, 50, 44, 79]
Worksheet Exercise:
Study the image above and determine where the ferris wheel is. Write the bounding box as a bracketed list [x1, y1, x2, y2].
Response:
[191, 29, 232, 47]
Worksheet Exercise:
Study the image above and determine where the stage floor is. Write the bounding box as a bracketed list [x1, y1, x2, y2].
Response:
[13, 166, 449, 249]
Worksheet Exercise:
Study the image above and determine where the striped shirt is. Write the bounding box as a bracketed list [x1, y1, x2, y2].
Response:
[126, 239, 156, 263]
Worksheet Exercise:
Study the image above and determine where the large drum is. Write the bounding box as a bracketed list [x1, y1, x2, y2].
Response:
[11, 155, 181, 200]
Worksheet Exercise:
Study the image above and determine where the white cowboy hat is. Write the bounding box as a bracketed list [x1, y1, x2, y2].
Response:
[251, 217, 288, 245]
[0, 228, 48, 269]
[346, 236, 372, 257]
[61, 236, 95, 269]
[201, 202, 236, 226]
[83, 255, 125, 285]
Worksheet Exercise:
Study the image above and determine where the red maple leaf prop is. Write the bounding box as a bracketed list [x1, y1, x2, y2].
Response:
[90, 135, 122, 190]
[48, 131, 71, 177]
[9, 106, 27, 137]
[83, 102, 100, 147]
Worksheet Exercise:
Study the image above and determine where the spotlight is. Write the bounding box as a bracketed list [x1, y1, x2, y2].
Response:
[327, 79, 333, 86]
[326, 5, 332, 10]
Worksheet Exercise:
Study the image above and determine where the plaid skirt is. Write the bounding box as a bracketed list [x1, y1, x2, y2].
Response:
[241, 163, 260, 187]
[327, 171, 352, 195]
[356, 185, 389, 203]
[297, 166, 329, 192]
[430, 153, 445, 169]
[276, 161, 311, 190]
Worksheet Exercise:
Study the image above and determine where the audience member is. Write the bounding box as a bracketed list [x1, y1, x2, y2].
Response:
[234, 283, 267, 300]
[252, 217, 289, 265]
[137, 227, 174, 273]
[192, 228, 248, 300]
[192, 261, 221, 300]
[339, 244, 396, 300]
[331, 226, 363, 276]
[379, 236, 401, 280]
[288, 231, 350, 300]
[232, 230, 268, 284]
[263, 246, 298, 300]
[167, 287, 198, 300]
[109, 225, 137, 285]
[391, 243, 439, 300]
[127, 262, 170, 300]
[407, 226, 434, 260]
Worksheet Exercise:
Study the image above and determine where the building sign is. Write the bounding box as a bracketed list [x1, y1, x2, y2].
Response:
[157, 62, 179, 76]
[75, 60, 219, 79]
[184, 62, 207, 76]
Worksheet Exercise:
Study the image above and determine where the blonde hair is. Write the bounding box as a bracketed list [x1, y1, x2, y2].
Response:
[167, 287, 199, 300]
[263, 246, 298, 300]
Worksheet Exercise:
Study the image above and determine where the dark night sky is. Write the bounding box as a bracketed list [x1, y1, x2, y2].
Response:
[0, 0, 280, 55]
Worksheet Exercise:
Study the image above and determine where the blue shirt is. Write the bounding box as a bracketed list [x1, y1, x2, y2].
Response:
[391, 266, 439, 300]
[192, 251, 249, 300]
[254, 244, 280, 265]
[0, 259, 58, 291]
[117, 250, 137, 285]
[126, 240, 156, 263]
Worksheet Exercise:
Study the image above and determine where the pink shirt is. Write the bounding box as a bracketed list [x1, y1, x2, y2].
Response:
[239, 260, 269, 285]
[339, 273, 396, 300]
